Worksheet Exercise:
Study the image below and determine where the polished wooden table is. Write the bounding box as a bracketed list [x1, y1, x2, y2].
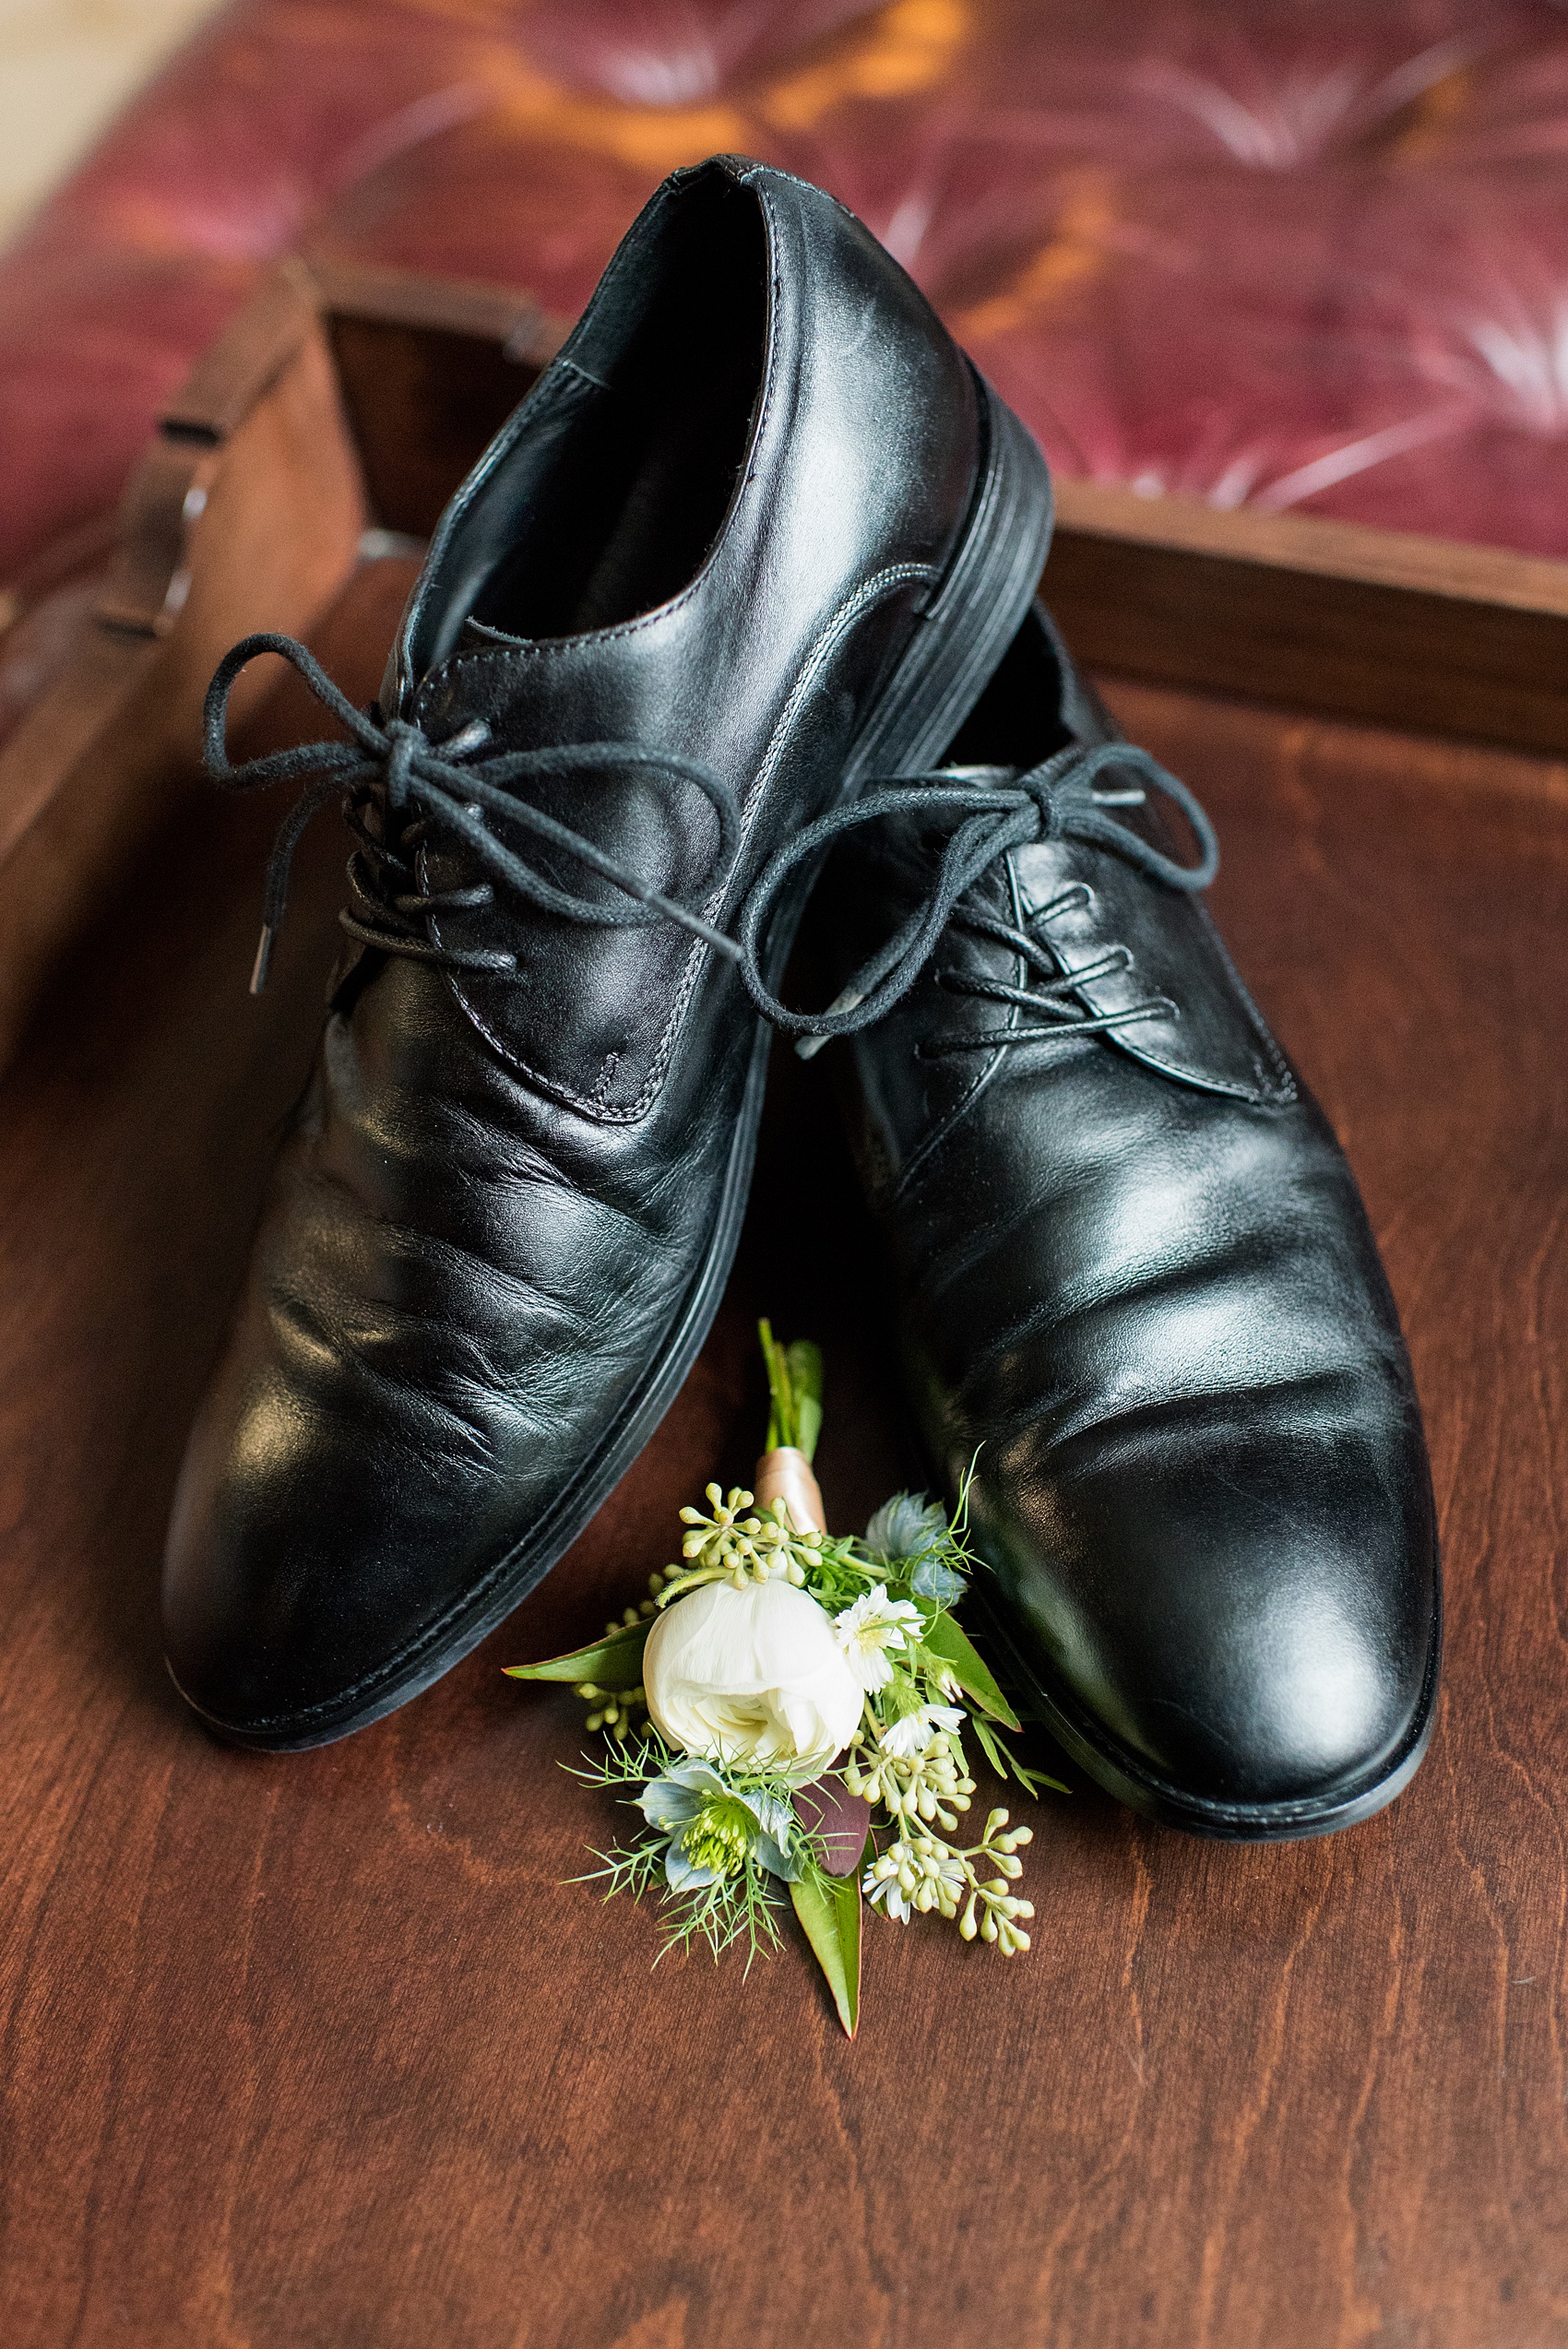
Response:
[2, 653, 1564, 2347]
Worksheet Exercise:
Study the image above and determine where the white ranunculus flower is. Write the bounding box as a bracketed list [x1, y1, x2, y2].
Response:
[642, 1580, 863, 1778]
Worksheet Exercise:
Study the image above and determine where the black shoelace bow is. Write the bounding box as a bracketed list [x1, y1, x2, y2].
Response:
[736, 740, 1219, 1056]
[205, 633, 744, 995]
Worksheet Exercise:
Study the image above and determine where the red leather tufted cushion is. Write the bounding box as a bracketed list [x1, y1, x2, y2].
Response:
[5, 0, 1568, 581]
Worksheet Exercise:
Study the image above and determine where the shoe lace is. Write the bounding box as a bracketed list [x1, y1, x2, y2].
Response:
[735, 740, 1218, 1055]
[205, 632, 744, 994]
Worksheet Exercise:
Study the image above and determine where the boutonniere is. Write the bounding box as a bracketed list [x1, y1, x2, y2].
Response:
[507, 1324, 1063, 2034]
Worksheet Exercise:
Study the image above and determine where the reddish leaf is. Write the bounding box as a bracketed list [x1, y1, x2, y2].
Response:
[795, 1777, 873, 1877]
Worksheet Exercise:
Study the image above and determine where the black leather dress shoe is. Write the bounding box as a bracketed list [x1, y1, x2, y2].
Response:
[161, 155, 1051, 1749]
[744, 608, 1439, 1839]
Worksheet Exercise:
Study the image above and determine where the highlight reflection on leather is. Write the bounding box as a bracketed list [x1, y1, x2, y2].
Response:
[160, 155, 1053, 1747]
[823, 609, 1440, 1838]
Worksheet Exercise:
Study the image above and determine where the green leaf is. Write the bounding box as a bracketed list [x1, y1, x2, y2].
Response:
[759, 1317, 786, 1449]
[967, 1708, 1009, 1780]
[503, 1620, 648, 1690]
[758, 1322, 826, 1459]
[758, 1316, 801, 1452]
[790, 1860, 864, 2038]
[785, 1340, 824, 1464]
[921, 1610, 1021, 1730]
[967, 1709, 1069, 1796]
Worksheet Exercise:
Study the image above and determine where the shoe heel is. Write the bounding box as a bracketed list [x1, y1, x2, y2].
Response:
[849, 369, 1054, 782]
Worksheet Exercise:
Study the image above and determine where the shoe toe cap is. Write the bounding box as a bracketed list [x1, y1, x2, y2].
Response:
[161, 1336, 528, 1745]
[986, 1396, 1439, 1819]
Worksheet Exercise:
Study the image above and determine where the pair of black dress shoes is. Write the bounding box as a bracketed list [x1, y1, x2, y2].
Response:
[163, 155, 1439, 1840]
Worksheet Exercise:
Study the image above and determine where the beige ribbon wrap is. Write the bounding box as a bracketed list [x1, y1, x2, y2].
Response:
[753, 1445, 826, 1536]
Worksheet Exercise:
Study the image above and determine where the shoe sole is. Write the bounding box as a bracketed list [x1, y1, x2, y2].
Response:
[173, 371, 1054, 1751]
[969, 1561, 1443, 1842]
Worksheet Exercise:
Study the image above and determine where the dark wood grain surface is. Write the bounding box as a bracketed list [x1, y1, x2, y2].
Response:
[1049, 480, 1568, 756]
[2, 653, 1565, 2347]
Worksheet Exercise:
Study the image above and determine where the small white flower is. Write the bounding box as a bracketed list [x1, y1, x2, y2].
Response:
[862, 1863, 911, 1922]
[832, 1584, 923, 1692]
[877, 1703, 965, 1759]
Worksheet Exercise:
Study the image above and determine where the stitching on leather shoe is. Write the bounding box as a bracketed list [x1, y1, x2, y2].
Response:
[880, 857, 1039, 1204]
[637, 560, 943, 1115]
[1196, 905, 1299, 1105]
[445, 561, 940, 1124]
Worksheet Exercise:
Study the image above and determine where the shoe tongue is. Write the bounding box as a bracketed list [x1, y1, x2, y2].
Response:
[402, 606, 730, 1123]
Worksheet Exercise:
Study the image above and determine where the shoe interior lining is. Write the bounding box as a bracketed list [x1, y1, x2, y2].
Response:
[456, 170, 768, 650]
[946, 606, 1205, 866]
[943, 608, 1075, 769]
